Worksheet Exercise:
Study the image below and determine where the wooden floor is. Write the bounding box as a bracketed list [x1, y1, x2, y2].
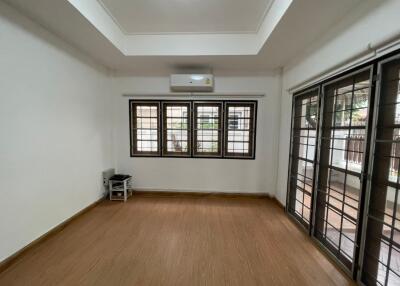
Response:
[0, 194, 354, 286]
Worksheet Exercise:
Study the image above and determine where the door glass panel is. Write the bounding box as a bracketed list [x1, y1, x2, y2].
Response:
[288, 88, 319, 229]
[315, 68, 372, 272]
[362, 57, 400, 286]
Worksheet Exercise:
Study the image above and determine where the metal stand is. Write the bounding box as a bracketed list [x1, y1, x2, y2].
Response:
[109, 177, 132, 202]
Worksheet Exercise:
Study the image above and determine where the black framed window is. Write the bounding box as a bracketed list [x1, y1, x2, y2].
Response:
[193, 102, 223, 157]
[129, 100, 257, 159]
[130, 101, 160, 156]
[162, 102, 191, 157]
[224, 102, 257, 158]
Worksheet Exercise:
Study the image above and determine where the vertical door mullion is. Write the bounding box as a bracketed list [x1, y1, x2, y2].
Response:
[356, 65, 379, 282]
[286, 95, 296, 212]
[358, 64, 382, 284]
[312, 87, 324, 236]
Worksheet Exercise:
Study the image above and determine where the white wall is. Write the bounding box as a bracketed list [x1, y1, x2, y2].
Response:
[0, 2, 113, 262]
[275, 0, 400, 205]
[112, 75, 282, 195]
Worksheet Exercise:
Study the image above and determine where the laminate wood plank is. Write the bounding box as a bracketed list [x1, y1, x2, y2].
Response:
[0, 195, 355, 286]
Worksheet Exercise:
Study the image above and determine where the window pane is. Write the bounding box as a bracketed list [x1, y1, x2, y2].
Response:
[225, 103, 256, 158]
[194, 103, 222, 156]
[163, 103, 190, 155]
[130, 102, 160, 155]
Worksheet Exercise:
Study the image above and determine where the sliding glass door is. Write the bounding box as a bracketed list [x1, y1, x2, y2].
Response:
[286, 49, 400, 283]
[361, 55, 400, 286]
[314, 67, 373, 273]
[287, 88, 319, 229]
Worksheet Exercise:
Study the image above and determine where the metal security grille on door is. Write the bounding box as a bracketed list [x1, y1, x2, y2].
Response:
[361, 55, 400, 286]
[287, 88, 319, 229]
[314, 67, 373, 273]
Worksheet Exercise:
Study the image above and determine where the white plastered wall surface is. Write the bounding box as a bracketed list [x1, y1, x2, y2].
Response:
[0, 2, 113, 262]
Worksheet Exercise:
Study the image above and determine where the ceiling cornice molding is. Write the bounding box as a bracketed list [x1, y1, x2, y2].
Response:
[96, 0, 276, 36]
[67, 0, 293, 56]
[67, 0, 125, 51]
[254, 0, 276, 36]
[96, 0, 129, 35]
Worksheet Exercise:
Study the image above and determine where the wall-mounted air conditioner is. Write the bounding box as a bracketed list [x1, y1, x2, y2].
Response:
[170, 74, 214, 92]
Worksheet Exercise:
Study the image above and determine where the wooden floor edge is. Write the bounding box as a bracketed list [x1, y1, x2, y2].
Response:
[0, 195, 106, 274]
[132, 190, 271, 199]
[272, 197, 285, 210]
[132, 190, 286, 210]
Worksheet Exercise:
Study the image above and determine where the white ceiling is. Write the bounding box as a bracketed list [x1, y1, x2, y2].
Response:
[99, 0, 273, 34]
[4, 0, 366, 75]
[63, 0, 292, 56]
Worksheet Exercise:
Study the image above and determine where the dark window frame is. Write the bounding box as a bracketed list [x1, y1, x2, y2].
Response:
[224, 101, 257, 159]
[129, 101, 161, 157]
[161, 101, 192, 157]
[129, 100, 257, 159]
[193, 101, 223, 157]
